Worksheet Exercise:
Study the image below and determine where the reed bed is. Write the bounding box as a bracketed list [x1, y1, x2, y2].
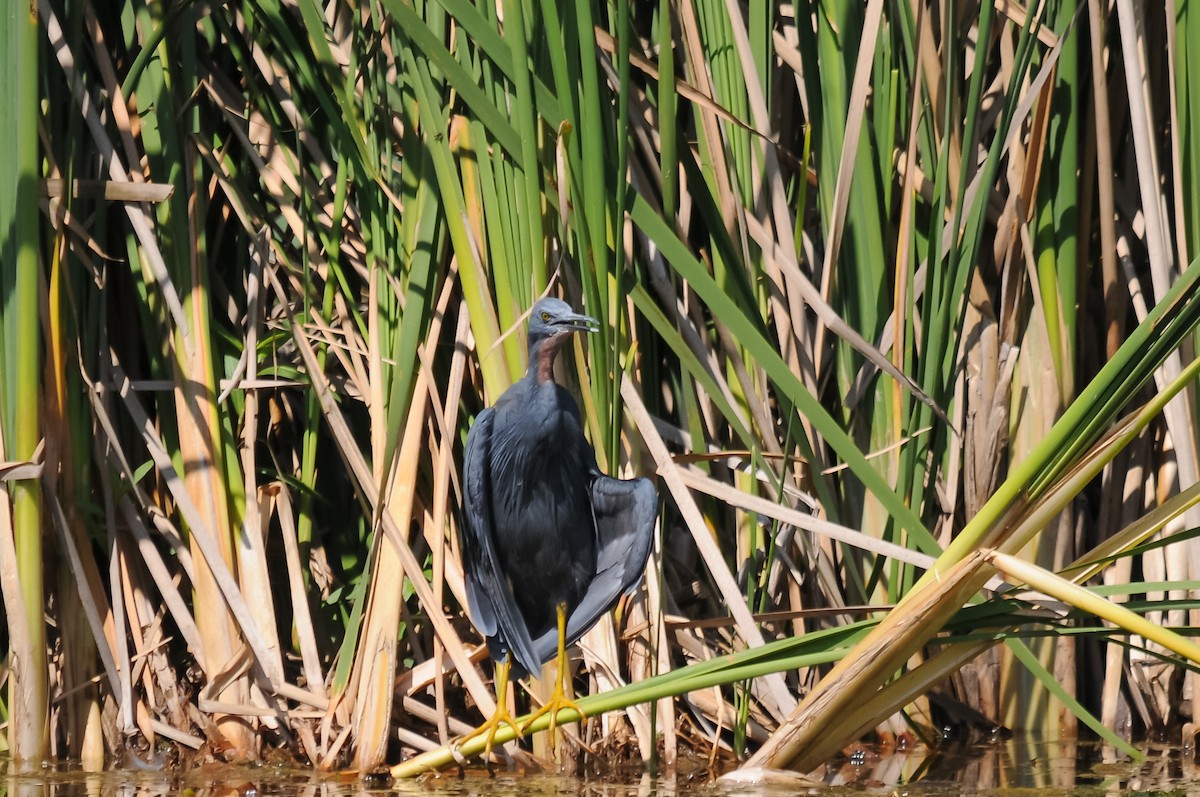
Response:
[3, 0, 1200, 777]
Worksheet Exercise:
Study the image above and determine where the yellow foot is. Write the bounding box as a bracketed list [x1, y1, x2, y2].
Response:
[521, 685, 585, 741]
[454, 704, 523, 763]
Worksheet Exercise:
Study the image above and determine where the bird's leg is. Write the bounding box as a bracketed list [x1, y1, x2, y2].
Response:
[454, 659, 522, 762]
[521, 603, 585, 744]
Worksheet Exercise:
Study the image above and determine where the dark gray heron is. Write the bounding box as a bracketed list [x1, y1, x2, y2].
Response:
[458, 297, 657, 759]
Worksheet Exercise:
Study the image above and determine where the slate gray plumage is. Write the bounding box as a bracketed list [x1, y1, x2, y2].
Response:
[460, 297, 657, 680]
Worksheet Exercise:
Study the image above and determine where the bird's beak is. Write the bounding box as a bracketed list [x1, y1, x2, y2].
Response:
[555, 312, 600, 334]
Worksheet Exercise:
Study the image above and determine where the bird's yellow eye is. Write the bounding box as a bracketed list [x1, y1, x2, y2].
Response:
[541, 311, 551, 322]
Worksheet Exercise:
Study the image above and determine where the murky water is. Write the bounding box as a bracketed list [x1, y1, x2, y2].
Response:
[3, 739, 1200, 797]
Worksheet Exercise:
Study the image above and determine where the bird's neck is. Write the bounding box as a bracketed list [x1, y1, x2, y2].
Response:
[529, 336, 566, 383]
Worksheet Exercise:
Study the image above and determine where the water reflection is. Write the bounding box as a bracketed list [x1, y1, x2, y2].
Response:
[386, 772, 678, 797]
[811, 737, 1200, 794]
[0, 768, 685, 797]
[4, 740, 1200, 797]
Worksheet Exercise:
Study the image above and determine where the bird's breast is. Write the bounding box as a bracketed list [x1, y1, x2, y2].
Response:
[486, 384, 596, 543]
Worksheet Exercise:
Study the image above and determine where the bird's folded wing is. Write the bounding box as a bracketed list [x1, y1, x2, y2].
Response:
[527, 475, 658, 663]
[461, 408, 540, 671]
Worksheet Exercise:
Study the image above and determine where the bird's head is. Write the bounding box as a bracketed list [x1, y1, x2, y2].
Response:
[527, 297, 599, 341]
[526, 298, 598, 382]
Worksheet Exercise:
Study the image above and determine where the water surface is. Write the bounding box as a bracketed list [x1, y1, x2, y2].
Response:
[3, 739, 1198, 797]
